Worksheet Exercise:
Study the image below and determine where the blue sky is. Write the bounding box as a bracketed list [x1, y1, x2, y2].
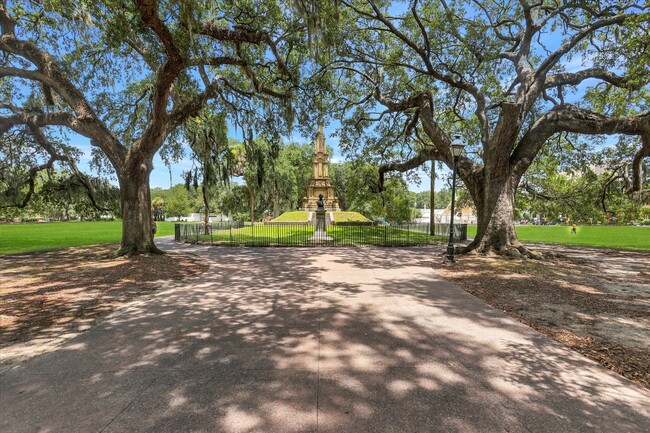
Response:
[72, 120, 438, 193]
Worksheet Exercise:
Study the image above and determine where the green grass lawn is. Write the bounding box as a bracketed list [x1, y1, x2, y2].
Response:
[466, 224, 650, 251]
[271, 211, 310, 222]
[327, 225, 440, 245]
[3, 221, 647, 255]
[0, 221, 178, 255]
[200, 225, 316, 244]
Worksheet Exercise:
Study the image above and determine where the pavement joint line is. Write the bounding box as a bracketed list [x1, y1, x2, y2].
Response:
[97, 330, 193, 432]
[316, 250, 323, 431]
[98, 369, 164, 433]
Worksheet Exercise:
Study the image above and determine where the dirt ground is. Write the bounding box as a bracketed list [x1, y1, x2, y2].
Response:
[432, 244, 650, 389]
[0, 244, 209, 365]
[1, 243, 648, 390]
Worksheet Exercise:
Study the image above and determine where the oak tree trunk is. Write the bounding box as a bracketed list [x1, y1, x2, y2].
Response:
[202, 182, 210, 235]
[461, 175, 539, 258]
[456, 103, 541, 258]
[117, 157, 163, 256]
[430, 159, 435, 236]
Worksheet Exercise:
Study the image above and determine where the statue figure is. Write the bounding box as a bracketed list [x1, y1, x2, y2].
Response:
[316, 194, 325, 210]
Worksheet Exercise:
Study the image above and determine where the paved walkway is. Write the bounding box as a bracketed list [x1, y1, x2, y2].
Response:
[1, 238, 649, 432]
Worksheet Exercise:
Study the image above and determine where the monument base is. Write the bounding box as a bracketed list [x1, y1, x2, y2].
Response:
[309, 209, 333, 242]
[309, 228, 333, 242]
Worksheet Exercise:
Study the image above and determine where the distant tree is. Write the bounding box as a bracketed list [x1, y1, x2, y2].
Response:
[330, 161, 415, 221]
[0, 121, 110, 214]
[219, 184, 251, 220]
[184, 111, 229, 227]
[151, 197, 166, 222]
[432, 189, 451, 210]
[166, 185, 191, 221]
[228, 136, 288, 222]
[518, 138, 649, 222]
[3, 168, 119, 221]
[413, 191, 431, 209]
[229, 139, 257, 223]
[258, 142, 313, 216]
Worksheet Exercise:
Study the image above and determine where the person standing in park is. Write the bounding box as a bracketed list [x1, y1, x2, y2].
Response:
[571, 223, 577, 235]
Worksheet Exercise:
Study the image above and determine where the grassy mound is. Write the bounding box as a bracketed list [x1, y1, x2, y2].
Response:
[331, 211, 370, 223]
[271, 211, 311, 222]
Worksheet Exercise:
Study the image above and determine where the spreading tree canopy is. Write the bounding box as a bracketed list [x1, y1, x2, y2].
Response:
[326, 0, 649, 256]
[2, 0, 648, 258]
[0, 0, 305, 255]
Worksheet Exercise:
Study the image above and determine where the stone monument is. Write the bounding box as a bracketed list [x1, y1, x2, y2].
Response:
[301, 124, 339, 211]
[310, 194, 333, 242]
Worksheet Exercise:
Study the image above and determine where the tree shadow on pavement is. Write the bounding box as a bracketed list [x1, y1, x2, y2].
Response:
[1, 245, 648, 433]
[0, 244, 207, 349]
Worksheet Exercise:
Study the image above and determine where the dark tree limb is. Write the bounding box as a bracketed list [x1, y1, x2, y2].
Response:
[378, 146, 443, 191]
[512, 106, 650, 178]
[199, 23, 290, 75]
[534, 13, 629, 80]
[133, 0, 185, 157]
[630, 134, 650, 194]
[0, 1, 125, 167]
[545, 68, 636, 90]
[1, 122, 111, 211]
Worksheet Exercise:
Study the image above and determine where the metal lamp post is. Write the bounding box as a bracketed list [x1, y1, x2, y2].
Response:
[444, 134, 465, 264]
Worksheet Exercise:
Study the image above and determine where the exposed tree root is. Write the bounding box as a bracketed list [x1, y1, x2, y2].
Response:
[453, 240, 544, 260]
[117, 242, 166, 257]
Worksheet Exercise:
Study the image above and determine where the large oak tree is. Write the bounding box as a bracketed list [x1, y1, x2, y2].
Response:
[329, 0, 649, 256]
[0, 0, 301, 255]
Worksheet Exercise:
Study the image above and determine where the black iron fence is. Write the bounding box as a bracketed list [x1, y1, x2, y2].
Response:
[432, 223, 469, 240]
[174, 222, 467, 247]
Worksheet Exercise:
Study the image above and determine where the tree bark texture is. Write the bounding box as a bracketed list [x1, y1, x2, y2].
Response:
[460, 104, 535, 256]
[429, 160, 435, 236]
[461, 175, 534, 257]
[202, 180, 210, 235]
[117, 156, 162, 256]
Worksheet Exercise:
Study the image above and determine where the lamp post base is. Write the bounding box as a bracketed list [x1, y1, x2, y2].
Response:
[443, 243, 456, 264]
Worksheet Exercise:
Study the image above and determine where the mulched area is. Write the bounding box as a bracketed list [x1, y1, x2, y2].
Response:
[0, 244, 209, 350]
[432, 245, 650, 389]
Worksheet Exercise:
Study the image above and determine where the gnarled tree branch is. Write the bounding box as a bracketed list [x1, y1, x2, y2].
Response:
[512, 105, 650, 178]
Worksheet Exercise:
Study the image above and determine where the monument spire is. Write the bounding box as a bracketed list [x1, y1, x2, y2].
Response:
[316, 121, 325, 153]
[301, 123, 339, 210]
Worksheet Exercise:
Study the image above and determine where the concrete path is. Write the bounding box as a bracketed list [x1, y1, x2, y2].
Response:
[1, 238, 649, 432]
